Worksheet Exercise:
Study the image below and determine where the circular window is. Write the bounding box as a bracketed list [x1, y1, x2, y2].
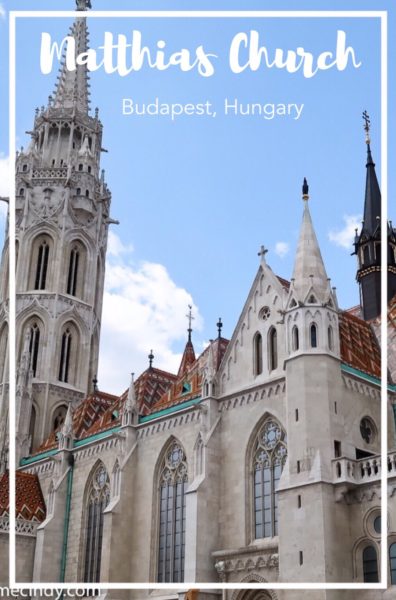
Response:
[360, 417, 376, 444]
[373, 516, 381, 534]
[259, 306, 271, 321]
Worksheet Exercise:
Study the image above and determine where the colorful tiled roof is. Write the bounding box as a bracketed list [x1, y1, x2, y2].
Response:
[0, 471, 46, 522]
[339, 310, 381, 379]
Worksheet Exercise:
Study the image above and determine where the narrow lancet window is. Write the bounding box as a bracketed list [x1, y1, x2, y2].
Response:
[83, 464, 110, 583]
[292, 326, 299, 351]
[59, 329, 72, 383]
[157, 441, 188, 583]
[29, 323, 40, 377]
[67, 247, 80, 296]
[327, 326, 334, 351]
[310, 323, 318, 348]
[254, 333, 263, 375]
[269, 328, 278, 370]
[34, 240, 49, 290]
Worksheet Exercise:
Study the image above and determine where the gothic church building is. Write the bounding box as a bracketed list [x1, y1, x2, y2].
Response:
[1, 3, 396, 600]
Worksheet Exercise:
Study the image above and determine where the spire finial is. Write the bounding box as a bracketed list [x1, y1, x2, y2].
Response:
[302, 178, 309, 201]
[76, 0, 92, 10]
[92, 376, 98, 392]
[362, 110, 371, 145]
[186, 305, 194, 342]
[148, 350, 154, 369]
[217, 317, 223, 339]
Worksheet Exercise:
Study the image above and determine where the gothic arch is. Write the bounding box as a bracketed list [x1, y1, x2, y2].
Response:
[151, 436, 189, 583]
[231, 575, 279, 600]
[27, 231, 56, 292]
[18, 315, 46, 378]
[63, 237, 88, 300]
[245, 413, 287, 544]
[55, 320, 81, 386]
[80, 460, 111, 583]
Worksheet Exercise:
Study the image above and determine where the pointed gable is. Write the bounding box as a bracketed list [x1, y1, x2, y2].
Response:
[217, 260, 288, 396]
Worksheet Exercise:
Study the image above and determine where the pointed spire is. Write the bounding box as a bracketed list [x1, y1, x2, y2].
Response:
[361, 111, 381, 235]
[291, 179, 329, 303]
[178, 307, 196, 377]
[52, 3, 91, 113]
[206, 341, 216, 381]
[148, 350, 154, 369]
[59, 404, 74, 451]
[122, 372, 138, 427]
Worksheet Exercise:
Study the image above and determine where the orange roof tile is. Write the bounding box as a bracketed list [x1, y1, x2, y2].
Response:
[339, 311, 381, 378]
[0, 471, 46, 522]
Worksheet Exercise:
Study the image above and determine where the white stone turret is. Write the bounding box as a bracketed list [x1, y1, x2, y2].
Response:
[58, 403, 74, 451]
[285, 180, 340, 360]
[122, 373, 138, 427]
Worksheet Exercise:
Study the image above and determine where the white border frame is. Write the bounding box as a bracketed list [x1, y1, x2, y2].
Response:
[8, 9, 388, 592]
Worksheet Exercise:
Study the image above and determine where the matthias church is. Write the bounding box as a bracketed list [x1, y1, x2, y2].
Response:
[1, 3, 396, 600]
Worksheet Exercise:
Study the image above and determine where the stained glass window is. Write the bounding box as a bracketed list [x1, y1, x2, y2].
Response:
[157, 441, 188, 583]
[253, 419, 287, 539]
[84, 464, 110, 583]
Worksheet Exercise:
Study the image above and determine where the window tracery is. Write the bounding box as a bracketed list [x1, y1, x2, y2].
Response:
[157, 441, 188, 583]
[253, 419, 287, 539]
[83, 464, 110, 583]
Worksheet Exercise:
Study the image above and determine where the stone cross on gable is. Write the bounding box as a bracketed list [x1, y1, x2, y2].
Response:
[258, 245, 268, 263]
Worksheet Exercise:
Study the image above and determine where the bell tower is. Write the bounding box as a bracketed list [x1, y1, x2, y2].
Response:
[0, 0, 115, 466]
[353, 111, 396, 320]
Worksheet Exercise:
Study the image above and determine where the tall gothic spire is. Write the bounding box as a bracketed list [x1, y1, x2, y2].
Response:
[362, 111, 381, 236]
[291, 179, 329, 303]
[52, 1, 91, 113]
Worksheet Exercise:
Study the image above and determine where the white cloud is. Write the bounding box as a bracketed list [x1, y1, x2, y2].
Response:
[328, 214, 361, 250]
[0, 154, 9, 197]
[274, 241, 289, 258]
[107, 230, 134, 257]
[98, 233, 203, 394]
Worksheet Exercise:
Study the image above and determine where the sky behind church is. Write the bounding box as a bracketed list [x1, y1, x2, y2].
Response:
[1, 0, 395, 393]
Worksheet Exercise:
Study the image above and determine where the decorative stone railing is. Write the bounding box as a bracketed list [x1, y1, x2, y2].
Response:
[32, 167, 68, 180]
[332, 451, 396, 485]
[0, 515, 38, 537]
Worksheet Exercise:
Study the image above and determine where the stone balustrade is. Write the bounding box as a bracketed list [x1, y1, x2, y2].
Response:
[332, 451, 396, 484]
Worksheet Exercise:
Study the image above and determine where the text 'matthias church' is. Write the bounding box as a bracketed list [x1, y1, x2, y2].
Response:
[1, 3, 396, 600]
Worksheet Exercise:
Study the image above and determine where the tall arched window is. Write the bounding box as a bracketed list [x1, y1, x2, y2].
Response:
[67, 246, 80, 296]
[268, 328, 278, 371]
[310, 323, 318, 348]
[83, 463, 110, 583]
[0, 323, 8, 382]
[157, 440, 188, 583]
[59, 329, 72, 383]
[292, 326, 299, 351]
[254, 333, 263, 375]
[34, 239, 50, 290]
[362, 545, 379, 582]
[29, 322, 40, 377]
[253, 419, 287, 539]
[390, 543, 396, 584]
[327, 326, 334, 351]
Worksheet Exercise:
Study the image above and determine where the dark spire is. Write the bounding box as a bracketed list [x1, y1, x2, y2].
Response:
[302, 177, 309, 200]
[353, 112, 396, 320]
[361, 110, 381, 235]
[186, 305, 194, 342]
[177, 306, 196, 377]
[217, 317, 223, 339]
[148, 350, 154, 369]
[92, 376, 98, 392]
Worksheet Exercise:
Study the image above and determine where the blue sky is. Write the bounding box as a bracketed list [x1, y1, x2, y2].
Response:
[1, 0, 394, 393]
